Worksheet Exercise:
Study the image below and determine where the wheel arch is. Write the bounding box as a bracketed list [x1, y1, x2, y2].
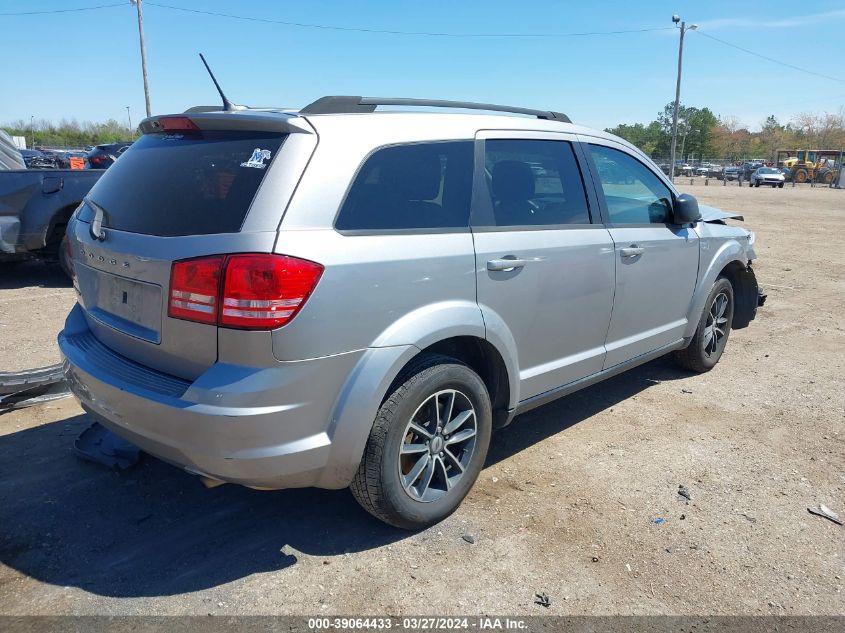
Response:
[684, 240, 750, 339]
[319, 328, 517, 489]
[718, 259, 759, 329]
[41, 202, 79, 254]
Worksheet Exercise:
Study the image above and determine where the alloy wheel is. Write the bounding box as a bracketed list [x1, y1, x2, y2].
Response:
[398, 389, 477, 503]
[703, 292, 730, 358]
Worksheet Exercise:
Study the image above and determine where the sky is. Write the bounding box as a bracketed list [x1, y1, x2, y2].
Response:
[2, 0, 844, 131]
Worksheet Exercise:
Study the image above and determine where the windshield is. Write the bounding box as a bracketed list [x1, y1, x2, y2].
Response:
[758, 168, 779, 174]
[81, 130, 286, 236]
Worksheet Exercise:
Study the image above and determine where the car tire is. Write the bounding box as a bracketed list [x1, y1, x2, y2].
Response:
[778, 183, 784, 188]
[58, 236, 72, 279]
[673, 277, 734, 373]
[350, 353, 493, 530]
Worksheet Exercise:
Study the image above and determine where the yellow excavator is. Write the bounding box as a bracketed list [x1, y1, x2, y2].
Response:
[775, 149, 842, 184]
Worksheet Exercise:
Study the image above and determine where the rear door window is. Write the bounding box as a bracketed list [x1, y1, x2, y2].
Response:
[479, 139, 591, 227]
[335, 141, 474, 231]
[80, 131, 286, 236]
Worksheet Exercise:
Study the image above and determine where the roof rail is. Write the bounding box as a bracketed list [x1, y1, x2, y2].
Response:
[300, 96, 571, 123]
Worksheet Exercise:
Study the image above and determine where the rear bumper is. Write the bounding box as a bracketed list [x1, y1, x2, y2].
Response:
[59, 303, 366, 489]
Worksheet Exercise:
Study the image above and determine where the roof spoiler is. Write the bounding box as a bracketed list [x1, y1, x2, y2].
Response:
[138, 111, 314, 135]
[301, 96, 571, 122]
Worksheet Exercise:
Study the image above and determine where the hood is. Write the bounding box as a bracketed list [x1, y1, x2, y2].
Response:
[699, 204, 744, 223]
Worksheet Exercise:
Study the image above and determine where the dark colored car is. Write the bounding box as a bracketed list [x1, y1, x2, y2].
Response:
[741, 162, 764, 180]
[54, 151, 88, 169]
[86, 142, 132, 169]
[0, 169, 105, 273]
[20, 149, 58, 169]
[723, 165, 741, 181]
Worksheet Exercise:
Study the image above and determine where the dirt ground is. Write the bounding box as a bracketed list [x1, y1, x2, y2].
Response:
[0, 184, 843, 616]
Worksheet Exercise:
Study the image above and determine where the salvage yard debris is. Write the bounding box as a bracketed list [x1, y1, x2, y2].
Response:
[74, 420, 141, 470]
[0, 364, 70, 411]
[807, 504, 843, 526]
[534, 592, 551, 608]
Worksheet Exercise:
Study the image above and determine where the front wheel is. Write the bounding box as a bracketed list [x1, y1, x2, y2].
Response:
[673, 278, 734, 373]
[350, 354, 492, 529]
[778, 183, 784, 188]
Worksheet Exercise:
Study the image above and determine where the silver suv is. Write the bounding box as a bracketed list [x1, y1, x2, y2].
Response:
[59, 97, 763, 529]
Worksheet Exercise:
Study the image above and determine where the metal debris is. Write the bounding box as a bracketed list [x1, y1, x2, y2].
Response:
[534, 592, 551, 608]
[462, 534, 475, 544]
[74, 421, 141, 470]
[678, 485, 692, 501]
[807, 504, 843, 526]
[0, 364, 70, 411]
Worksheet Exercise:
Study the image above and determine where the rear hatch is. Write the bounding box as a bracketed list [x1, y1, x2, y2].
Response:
[68, 113, 312, 380]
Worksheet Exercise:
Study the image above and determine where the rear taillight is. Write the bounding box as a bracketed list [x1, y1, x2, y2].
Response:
[168, 255, 224, 325]
[168, 254, 323, 330]
[221, 254, 323, 329]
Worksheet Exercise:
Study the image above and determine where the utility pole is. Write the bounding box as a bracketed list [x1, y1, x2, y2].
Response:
[669, 15, 697, 183]
[126, 106, 133, 138]
[131, 0, 152, 117]
[30, 115, 34, 149]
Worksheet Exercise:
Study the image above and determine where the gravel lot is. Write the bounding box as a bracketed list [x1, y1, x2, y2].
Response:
[0, 184, 843, 616]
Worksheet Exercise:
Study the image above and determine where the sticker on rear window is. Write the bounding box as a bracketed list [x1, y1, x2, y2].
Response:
[241, 148, 272, 169]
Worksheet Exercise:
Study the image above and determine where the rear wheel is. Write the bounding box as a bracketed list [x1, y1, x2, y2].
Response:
[350, 354, 492, 529]
[778, 183, 784, 188]
[58, 234, 72, 279]
[43, 222, 72, 279]
[673, 278, 734, 373]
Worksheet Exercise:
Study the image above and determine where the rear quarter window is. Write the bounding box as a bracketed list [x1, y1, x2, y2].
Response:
[335, 141, 474, 231]
[82, 131, 286, 236]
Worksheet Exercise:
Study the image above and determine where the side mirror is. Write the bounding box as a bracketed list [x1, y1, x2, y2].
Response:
[673, 193, 701, 224]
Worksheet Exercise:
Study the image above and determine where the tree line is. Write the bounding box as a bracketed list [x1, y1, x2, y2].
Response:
[4, 106, 845, 159]
[1, 118, 135, 149]
[605, 103, 845, 162]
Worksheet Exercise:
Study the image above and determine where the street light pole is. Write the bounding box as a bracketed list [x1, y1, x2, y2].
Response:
[669, 16, 697, 183]
[126, 106, 133, 138]
[131, 0, 152, 117]
[30, 115, 34, 149]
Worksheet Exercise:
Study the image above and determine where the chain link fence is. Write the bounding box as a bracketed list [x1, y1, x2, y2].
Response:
[650, 155, 844, 188]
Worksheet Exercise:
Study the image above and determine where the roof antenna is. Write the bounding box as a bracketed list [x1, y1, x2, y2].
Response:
[199, 53, 244, 111]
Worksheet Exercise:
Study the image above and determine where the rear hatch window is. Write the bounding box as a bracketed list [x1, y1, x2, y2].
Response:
[80, 130, 285, 236]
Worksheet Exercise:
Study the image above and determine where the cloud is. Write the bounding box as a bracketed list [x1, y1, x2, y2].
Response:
[698, 9, 845, 30]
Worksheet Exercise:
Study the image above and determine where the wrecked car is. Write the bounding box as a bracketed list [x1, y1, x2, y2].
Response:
[59, 96, 764, 529]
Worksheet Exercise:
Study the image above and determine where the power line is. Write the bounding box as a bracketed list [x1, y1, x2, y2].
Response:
[145, 2, 674, 38]
[694, 30, 845, 85]
[0, 2, 124, 16]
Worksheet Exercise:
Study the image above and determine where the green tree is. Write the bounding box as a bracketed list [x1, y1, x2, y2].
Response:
[604, 121, 665, 156]
[657, 103, 718, 160]
[1, 119, 135, 149]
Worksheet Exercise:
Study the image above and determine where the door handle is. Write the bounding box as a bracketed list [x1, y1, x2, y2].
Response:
[620, 245, 644, 258]
[487, 258, 529, 271]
